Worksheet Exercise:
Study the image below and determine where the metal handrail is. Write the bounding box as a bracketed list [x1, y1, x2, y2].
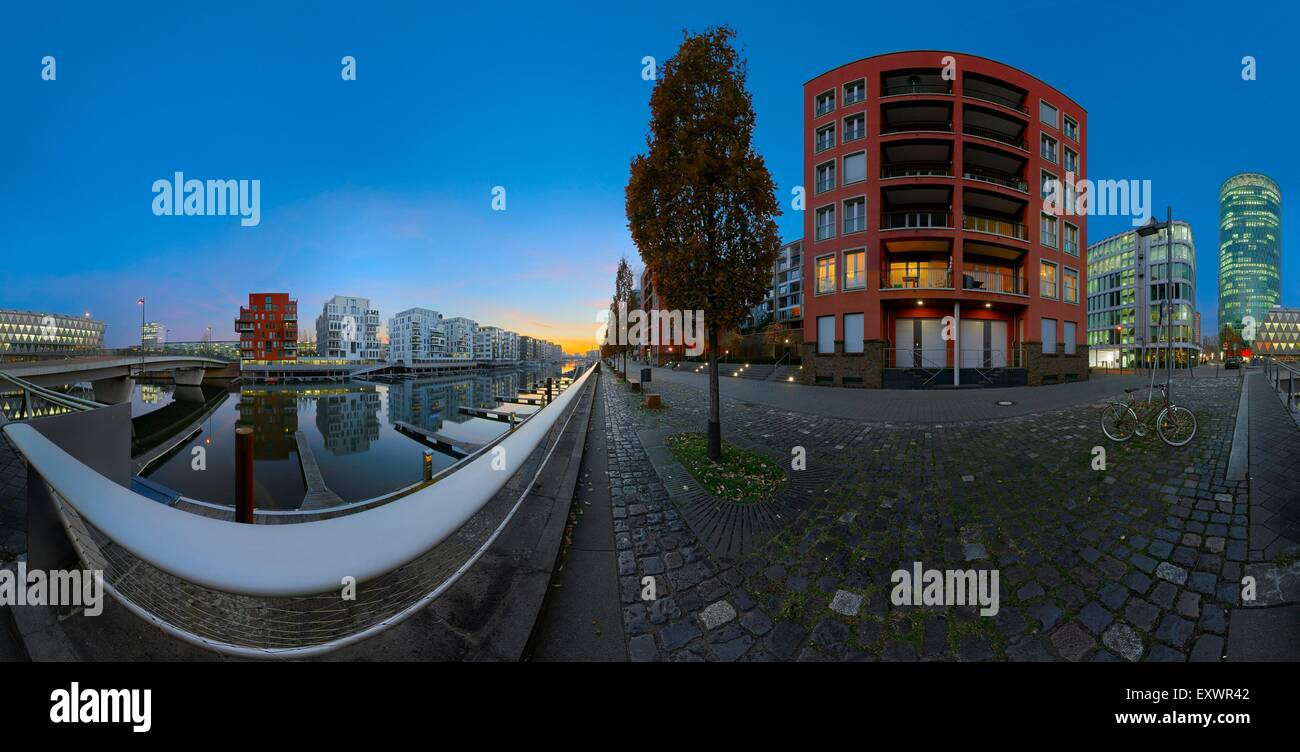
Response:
[1262, 356, 1300, 412]
[0, 370, 105, 413]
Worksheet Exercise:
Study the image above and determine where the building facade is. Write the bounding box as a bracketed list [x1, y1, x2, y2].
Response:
[1218, 173, 1282, 345]
[315, 295, 380, 361]
[442, 317, 479, 359]
[236, 293, 298, 362]
[0, 309, 105, 359]
[1087, 221, 1198, 369]
[800, 51, 1088, 387]
[142, 321, 166, 348]
[1257, 306, 1300, 358]
[388, 307, 446, 365]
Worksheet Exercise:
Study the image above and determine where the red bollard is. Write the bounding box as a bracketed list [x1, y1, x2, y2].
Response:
[235, 427, 255, 523]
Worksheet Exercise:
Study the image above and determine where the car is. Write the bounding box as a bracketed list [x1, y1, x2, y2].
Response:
[1224, 356, 1243, 370]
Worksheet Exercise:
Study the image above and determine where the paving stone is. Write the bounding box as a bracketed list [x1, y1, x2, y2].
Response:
[1077, 601, 1115, 635]
[1005, 635, 1053, 662]
[1124, 599, 1160, 632]
[1198, 605, 1227, 634]
[1153, 614, 1195, 649]
[1175, 590, 1201, 619]
[766, 621, 806, 661]
[1189, 634, 1225, 663]
[1121, 570, 1153, 594]
[628, 634, 659, 662]
[1098, 582, 1129, 610]
[1102, 623, 1144, 662]
[881, 640, 918, 662]
[1050, 623, 1097, 662]
[660, 620, 701, 651]
[1028, 602, 1062, 632]
[698, 600, 737, 630]
[1155, 562, 1188, 585]
[829, 590, 863, 617]
[957, 634, 995, 662]
[1145, 644, 1187, 662]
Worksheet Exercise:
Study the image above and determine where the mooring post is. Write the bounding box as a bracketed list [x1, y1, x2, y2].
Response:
[235, 426, 254, 523]
[546, 377, 553, 405]
[509, 412, 517, 431]
[423, 449, 434, 482]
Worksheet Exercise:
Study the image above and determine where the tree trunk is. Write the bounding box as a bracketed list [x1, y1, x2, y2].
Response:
[707, 327, 721, 461]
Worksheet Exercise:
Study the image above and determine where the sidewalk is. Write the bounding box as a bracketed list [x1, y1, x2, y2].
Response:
[645, 365, 1153, 422]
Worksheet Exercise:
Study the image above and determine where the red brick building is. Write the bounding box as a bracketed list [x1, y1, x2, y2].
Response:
[801, 51, 1088, 387]
[236, 292, 298, 362]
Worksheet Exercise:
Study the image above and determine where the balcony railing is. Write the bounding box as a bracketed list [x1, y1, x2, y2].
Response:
[882, 83, 953, 96]
[963, 91, 1027, 113]
[882, 267, 953, 289]
[963, 125, 1026, 149]
[962, 166, 1027, 192]
[881, 161, 952, 178]
[963, 214, 1028, 241]
[962, 271, 1028, 295]
[882, 211, 951, 230]
[882, 121, 953, 135]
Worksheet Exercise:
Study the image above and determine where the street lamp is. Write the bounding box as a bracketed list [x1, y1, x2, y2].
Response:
[137, 297, 145, 376]
[1136, 208, 1174, 401]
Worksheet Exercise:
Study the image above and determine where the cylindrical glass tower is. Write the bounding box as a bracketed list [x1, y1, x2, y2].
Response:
[1218, 173, 1282, 345]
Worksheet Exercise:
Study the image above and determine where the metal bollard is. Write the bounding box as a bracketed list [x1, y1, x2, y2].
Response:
[235, 427, 254, 524]
[546, 377, 553, 405]
[509, 412, 517, 431]
[423, 449, 434, 482]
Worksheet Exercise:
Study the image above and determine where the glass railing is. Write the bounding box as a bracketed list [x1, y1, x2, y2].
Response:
[963, 214, 1028, 240]
[963, 125, 1026, 149]
[882, 162, 952, 178]
[962, 271, 1027, 295]
[882, 211, 951, 229]
[882, 83, 953, 96]
[882, 267, 953, 289]
[962, 167, 1027, 192]
[963, 90, 1027, 113]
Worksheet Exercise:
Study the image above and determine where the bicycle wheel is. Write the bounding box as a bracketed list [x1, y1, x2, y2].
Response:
[1157, 405, 1197, 447]
[1101, 403, 1137, 442]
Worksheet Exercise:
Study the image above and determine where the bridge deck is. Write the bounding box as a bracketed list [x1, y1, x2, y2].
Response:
[294, 431, 344, 509]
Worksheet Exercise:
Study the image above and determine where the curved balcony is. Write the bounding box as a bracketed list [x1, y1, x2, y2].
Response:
[962, 214, 1028, 242]
[882, 211, 952, 231]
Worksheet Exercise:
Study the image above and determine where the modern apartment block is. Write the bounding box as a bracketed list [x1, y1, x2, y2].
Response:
[1218, 172, 1282, 345]
[745, 239, 806, 332]
[388, 307, 446, 365]
[476, 326, 517, 362]
[801, 51, 1088, 387]
[315, 295, 380, 361]
[1087, 221, 1199, 369]
[442, 317, 480, 359]
[0, 309, 105, 358]
[236, 293, 298, 362]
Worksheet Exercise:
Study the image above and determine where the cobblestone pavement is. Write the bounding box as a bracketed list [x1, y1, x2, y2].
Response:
[0, 431, 25, 562]
[604, 371, 1253, 661]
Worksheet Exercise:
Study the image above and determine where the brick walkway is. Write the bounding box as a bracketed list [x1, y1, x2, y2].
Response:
[0, 430, 25, 562]
[602, 370, 1250, 661]
[1246, 371, 1300, 560]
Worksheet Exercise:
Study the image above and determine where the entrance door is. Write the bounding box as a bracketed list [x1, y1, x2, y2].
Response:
[959, 320, 1008, 367]
[895, 318, 945, 368]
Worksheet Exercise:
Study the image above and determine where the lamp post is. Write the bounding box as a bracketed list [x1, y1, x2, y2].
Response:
[137, 297, 145, 376]
[1136, 208, 1174, 402]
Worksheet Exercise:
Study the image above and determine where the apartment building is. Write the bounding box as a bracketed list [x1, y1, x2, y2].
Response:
[388, 307, 446, 365]
[315, 295, 380, 361]
[236, 293, 298, 362]
[442, 317, 480, 359]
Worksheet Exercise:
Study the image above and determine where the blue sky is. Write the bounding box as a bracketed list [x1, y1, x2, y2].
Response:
[2, 0, 1295, 349]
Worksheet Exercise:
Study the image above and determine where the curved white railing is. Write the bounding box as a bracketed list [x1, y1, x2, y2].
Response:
[2, 363, 595, 600]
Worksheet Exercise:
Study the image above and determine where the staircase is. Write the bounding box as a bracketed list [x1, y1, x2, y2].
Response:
[724, 363, 775, 380]
[767, 365, 803, 382]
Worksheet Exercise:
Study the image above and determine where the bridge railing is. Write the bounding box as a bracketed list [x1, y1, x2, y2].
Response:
[1261, 356, 1300, 413]
[2, 363, 597, 657]
[0, 370, 106, 423]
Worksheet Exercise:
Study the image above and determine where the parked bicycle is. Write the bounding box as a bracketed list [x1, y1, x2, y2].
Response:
[1100, 384, 1197, 446]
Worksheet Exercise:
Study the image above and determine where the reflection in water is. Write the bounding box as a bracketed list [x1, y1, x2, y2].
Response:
[140, 364, 564, 510]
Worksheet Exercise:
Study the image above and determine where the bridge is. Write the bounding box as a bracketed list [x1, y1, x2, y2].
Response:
[1, 355, 234, 403]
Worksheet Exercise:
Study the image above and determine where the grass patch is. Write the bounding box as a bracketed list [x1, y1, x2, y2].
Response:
[666, 432, 786, 504]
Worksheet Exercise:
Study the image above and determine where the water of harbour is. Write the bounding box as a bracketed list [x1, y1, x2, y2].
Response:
[133, 364, 566, 509]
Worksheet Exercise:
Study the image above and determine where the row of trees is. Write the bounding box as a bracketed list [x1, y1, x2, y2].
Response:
[619, 27, 781, 460]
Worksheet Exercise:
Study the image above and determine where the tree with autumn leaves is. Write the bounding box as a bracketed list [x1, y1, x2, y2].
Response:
[626, 27, 782, 460]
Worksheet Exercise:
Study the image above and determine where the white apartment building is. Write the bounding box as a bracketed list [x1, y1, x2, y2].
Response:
[316, 295, 381, 361]
[442, 317, 479, 359]
[476, 326, 519, 361]
[388, 307, 446, 365]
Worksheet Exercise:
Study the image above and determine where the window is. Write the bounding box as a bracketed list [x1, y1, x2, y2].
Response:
[1040, 134, 1058, 163]
[843, 198, 866, 234]
[843, 249, 865, 289]
[1063, 321, 1077, 354]
[816, 161, 836, 193]
[843, 113, 865, 141]
[844, 79, 865, 105]
[1041, 317, 1057, 353]
[1063, 267, 1079, 303]
[1063, 115, 1078, 141]
[1041, 260, 1059, 299]
[816, 254, 836, 294]
[815, 205, 836, 241]
[815, 123, 835, 152]
[844, 313, 865, 353]
[1041, 213, 1058, 248]
[1040, 100, 1058, 128]
[817, 316, 835, 353]
[1063, 222, 1079, 255]
[1063, 147, 1078, 173]
[1041, 170, 1058, 201]
[816, 90, 835, 117]
[843, 152, 866, 184]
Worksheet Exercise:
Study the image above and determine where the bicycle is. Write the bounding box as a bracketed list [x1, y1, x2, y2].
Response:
[1100, 384, 1197, 446]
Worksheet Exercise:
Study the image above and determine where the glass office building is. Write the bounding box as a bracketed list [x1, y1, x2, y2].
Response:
[1087, 221, 1198, 368]
[0, 308, 105, 358]
[1219, 173, 1281, 344]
